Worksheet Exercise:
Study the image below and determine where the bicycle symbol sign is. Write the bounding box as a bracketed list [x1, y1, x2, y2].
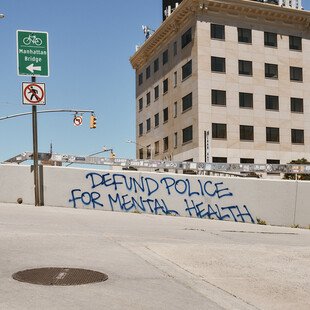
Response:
[17, 30, 49, 77]
[22, 34, 43, 46]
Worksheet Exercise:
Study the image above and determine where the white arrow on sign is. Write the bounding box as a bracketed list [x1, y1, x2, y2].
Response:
[26, 63, 42, 73]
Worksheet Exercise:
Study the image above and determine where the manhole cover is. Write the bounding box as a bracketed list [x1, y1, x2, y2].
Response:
[12, 267, 108, 286]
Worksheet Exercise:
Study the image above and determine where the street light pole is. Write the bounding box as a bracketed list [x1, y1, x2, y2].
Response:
[66, 147, 113, 167]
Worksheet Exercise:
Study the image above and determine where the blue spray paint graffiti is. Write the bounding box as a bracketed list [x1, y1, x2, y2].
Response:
[69, 172, 254, 223]
[184, 199, 254, 223]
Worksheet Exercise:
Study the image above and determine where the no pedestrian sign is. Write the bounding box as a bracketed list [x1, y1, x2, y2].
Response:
[22, 82, 46, 105]
[17, 30, 49, 77]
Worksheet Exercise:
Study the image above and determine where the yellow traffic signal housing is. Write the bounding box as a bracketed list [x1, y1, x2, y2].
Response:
[90, 115, 97, 129]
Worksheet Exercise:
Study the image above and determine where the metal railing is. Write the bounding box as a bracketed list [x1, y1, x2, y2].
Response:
[3, 152, 310, 176]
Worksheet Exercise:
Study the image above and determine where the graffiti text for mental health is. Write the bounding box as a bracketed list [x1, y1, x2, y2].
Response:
[69, 172, 254, 224]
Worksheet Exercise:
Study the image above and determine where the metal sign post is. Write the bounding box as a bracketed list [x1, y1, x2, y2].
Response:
[31, 76, 40, 206]
[17, 30, 49, 206]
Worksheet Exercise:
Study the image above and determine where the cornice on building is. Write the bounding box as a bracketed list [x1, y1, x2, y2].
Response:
[130, 0, 310, 70]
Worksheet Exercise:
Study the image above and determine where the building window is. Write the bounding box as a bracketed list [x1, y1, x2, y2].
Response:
[239, 60, 252, 76]
[155, 141, 159, 155]
[146, 145, 151, 159]
[154, 113, 159, 127]
[291, 97, 303, 113]
[154, 58, 159, 73]
[138, 98, 143, 111]
[265, 63, 278, 79]
[240, 158, 254, 164]
[139, 123, 143, 136]
[182, 92, 192, 112]
[291, 129, 304, 144]
[154, 85, 159, 100]
[290, 66, 303, 82]
[139, 148, 143, 159]
[146, 66, 151, 79]
[173, 102, 178, 118]
[174, 71, 177, 87]
[264, 32, 277, 47]
[174, 132, 178, 148]
[163, 49, 168, 65]
[289, 36, 302, 51]
[138, 73, 143, 85]
[146, 92, 151, 106]
[212, 90, 226, 106]
[182, 125, 193, 144]
[238, 28, 252, 44]
[211, 24, 225, 40]
[213, 157, 227, 163]
[265, 95, 279, 111]
[211, 56, 226, 73]
[240, 125, 254, 141]
[146, 118, 151, 132]
[266, 127, 280, 143]
[182, 60, 192, 80]
[163, 136, 169, 151]
[181, 28, 192, 48]
[239, 92, 253, 109]
[212, 123, 227, 139]
[163, 78, 168, 94]
[163, 107, 168, 123]
[173, 41, 177, 56]
[267, 159, 280, 165]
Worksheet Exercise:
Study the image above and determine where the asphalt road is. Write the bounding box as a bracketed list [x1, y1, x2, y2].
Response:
[0, 203, 309, 310]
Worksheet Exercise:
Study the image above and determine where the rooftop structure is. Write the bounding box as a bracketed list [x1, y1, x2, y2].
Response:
[163, 0, 303, 22]
[252, 0, 303, 10]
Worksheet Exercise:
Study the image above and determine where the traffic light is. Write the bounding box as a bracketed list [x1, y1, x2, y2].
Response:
[90, 115, 97, 129]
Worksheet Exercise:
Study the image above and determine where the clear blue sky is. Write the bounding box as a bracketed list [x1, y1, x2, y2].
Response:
[0, 1, 309, 162]
[0, 0, 161, 161]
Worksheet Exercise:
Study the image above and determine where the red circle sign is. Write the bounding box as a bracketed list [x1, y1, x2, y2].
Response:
[74, 116, 83, 126]
[23, 83, 44, 104]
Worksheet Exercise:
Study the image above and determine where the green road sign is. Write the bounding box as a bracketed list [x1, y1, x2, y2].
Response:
[17, 30, 49, 77]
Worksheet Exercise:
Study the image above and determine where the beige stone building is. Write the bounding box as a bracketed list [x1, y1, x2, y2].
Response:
[130, 0, 310, 166]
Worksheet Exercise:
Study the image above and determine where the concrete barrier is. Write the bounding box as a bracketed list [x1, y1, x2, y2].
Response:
[0, 164, 309, 228]
[0, 165, 34, 204]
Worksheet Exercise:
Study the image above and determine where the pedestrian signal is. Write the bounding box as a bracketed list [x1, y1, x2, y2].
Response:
[90, 115, 97, 129]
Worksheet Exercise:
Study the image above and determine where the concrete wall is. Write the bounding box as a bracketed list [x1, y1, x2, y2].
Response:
[0, 165, 34, 204]
[0, 164, 309, 228]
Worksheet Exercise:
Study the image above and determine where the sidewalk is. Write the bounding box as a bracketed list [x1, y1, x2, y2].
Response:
[0, 203, 309, 310]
